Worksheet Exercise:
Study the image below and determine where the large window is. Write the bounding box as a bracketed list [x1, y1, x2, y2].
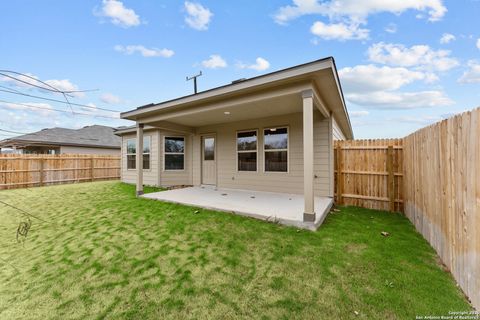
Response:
[237, 130, 257, 171]
[264, 127, 288, 172]
[126, 136, 151, 170]
[164, 137, 185, 170]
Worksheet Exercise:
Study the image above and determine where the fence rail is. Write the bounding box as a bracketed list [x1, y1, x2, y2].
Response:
[0, 154, 120, 190]
[334, 139, 404, 212]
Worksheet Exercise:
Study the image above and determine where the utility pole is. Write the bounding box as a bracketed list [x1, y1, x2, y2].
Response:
[186, 71, 202, 94]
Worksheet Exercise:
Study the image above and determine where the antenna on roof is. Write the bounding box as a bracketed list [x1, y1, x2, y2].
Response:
[186, 71, 202, 94]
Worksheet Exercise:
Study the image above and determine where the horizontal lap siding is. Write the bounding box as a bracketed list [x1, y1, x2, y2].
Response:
[121, 131, 159, 186]
[196, 112, 331, 196]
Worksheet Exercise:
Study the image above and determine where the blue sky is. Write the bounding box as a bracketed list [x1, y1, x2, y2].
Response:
[0, 0, 479, 139]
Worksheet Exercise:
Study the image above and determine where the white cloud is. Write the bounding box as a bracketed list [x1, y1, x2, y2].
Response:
[1, 73, 84, 97]
[339, 64, 453, 109]
[440, 33, 455, 44]
[184, 1, 213, 31]
[339, 65, 427, 93]
[367, 42, 459, 72]
[273, 0, 447, 25]
[346, 91, 454, 109]
[458, 60, 480, 84]
[201, 55, 227, 69]
[97, 0, 140, 28]
[349, 110, 370, 117]
[477, 38, 480, 50]
[0, 102, 54, 117]
[100, 93, 122, 104]
[387, 115, 443, 125]
[310, 21, 368, 40]
[114, 45, 174, 58]
[385, 23, 397, 33]
[238, 57, 270, 71]
[44, 79, 85, 97]
[0, 73, 39, 88]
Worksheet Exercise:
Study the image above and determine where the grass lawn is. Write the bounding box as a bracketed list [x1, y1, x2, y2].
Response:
[0, 181, 472, 319]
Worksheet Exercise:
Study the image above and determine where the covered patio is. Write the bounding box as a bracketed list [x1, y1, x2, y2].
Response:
[142, 186, 333, 230]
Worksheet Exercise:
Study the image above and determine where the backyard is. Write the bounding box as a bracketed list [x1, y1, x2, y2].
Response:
[0, 181, 472, 319]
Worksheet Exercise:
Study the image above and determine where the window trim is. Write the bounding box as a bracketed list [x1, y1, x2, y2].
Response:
[263, 126, 289, 174]
[236, 129, 258, 173]
[126, 136, 151, 171]
[163, 135, 186, 172]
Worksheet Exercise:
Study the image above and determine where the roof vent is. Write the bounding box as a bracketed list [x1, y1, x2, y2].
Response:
[231, 78, 247, 84]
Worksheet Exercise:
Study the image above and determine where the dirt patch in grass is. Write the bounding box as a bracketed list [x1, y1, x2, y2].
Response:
[0, 182, 472, 319]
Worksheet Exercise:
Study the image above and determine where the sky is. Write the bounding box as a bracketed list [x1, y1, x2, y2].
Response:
[0, 0, 479, 139]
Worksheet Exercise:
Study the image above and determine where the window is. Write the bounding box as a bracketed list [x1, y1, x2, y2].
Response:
[204, 137, 215, 161]
[126, 136, 151, 170]
[164, 137, 185, 170]
[237, 130, 257, 171]
[264, 127, 288, 172]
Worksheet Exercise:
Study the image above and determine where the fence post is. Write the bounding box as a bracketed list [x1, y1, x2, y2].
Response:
[39, 157, 44, 186]
[336, 145, 343, 205]
[387, 145, 395, 212]
[90, 157, 94, 182]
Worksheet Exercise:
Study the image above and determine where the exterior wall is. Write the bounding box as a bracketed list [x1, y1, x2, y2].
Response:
[193, 112, 332, 197]
[332, 116, 346, 141]
[120, 130, 160, 186]
[60, 145, 120, 155]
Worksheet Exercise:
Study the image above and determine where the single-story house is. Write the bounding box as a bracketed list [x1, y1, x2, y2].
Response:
[117, 57, 352, 229]
[0, 125, 121, 155]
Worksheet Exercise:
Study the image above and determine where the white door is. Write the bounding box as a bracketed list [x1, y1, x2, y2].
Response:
[202, 136, 216, 185]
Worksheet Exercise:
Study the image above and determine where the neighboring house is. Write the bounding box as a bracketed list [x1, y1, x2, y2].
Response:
[117, 57, 352, 223]
[0, 125, 121, 155]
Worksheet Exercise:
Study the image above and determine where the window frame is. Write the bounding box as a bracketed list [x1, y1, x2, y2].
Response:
[236, 129, 258, 173]
[263, 126, 289, 173]
[126, 136, 151, 171]
[163, 135, 186, 172]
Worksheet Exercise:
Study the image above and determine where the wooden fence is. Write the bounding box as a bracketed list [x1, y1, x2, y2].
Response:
[403, 108, 479, 310]
[334, 139, 404, 212]
[0, 154, 120, 190]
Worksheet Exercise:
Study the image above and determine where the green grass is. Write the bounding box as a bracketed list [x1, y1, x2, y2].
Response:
[0, 181, 471, 319]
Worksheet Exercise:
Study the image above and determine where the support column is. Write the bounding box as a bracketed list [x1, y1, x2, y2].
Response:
[302, 90, 315, 222]
[136, 123, 144, 196]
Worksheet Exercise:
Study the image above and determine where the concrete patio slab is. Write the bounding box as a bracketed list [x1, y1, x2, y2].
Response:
[142, 186, 333, 231]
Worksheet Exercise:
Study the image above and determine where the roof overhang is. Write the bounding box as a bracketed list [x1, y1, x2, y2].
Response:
[121, 57, 353, 139]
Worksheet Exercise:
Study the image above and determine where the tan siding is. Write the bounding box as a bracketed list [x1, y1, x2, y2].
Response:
[120, 131, 159, 186]
[332, 116, 346, 141]
[60, 146, 120, 155]
[194, 112, 332, 196]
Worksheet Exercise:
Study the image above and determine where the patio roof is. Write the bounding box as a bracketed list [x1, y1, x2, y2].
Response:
[121, 57, 353, 139]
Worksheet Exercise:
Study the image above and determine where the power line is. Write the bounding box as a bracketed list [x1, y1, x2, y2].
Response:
[0, 99, 120, 119]
[0, 88, 121, 113]
[0, 70, 98, 95]
[0, 128, 30, 135]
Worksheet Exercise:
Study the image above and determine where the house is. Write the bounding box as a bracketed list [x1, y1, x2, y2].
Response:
[0, 125, 121, 155]
[117, 57, 352, 229]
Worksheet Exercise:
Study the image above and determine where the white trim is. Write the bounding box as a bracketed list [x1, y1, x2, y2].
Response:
[235, 129, 258, 173]
[262, 126, 289, 174]
[163, 135, 186, 172]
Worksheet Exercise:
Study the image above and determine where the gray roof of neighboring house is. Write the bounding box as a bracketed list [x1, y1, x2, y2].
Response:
[0, 125, 121, 149]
